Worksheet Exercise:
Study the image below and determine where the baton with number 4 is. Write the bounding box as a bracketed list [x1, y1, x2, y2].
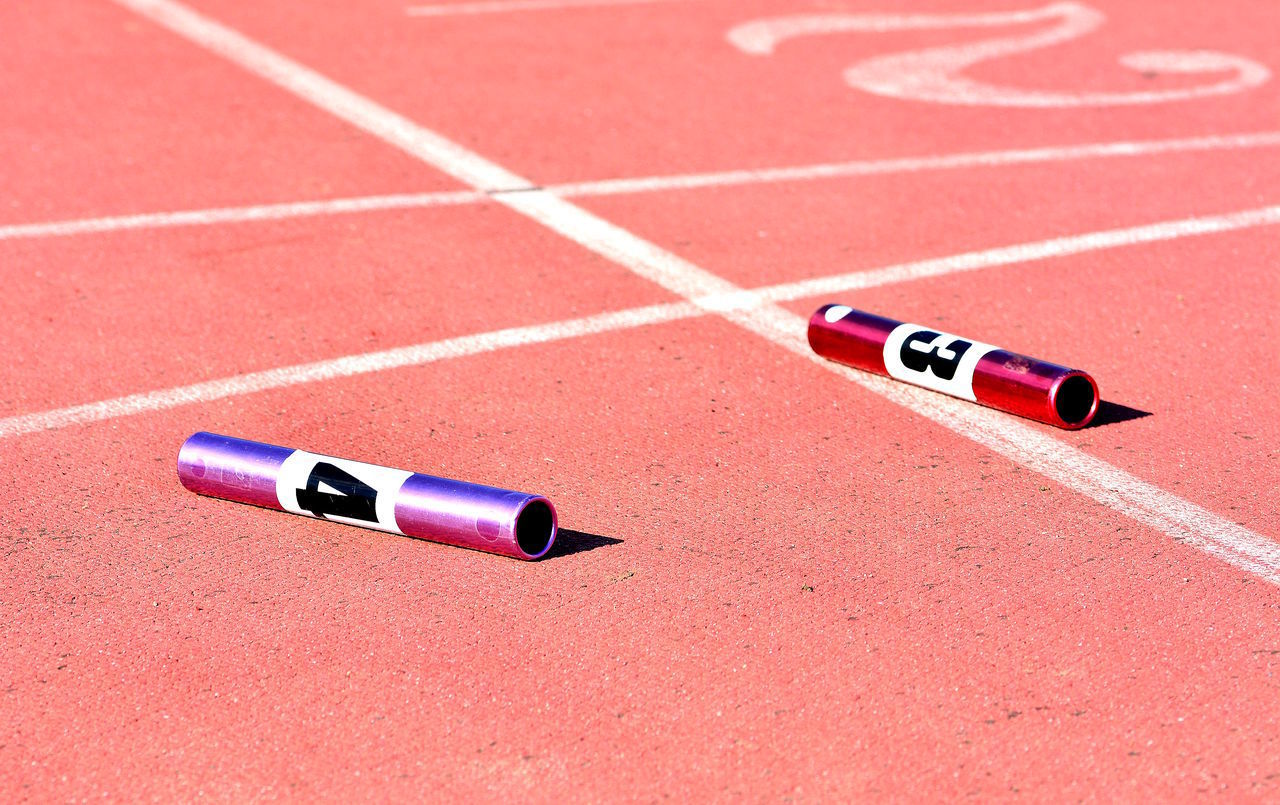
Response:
[808, 305, 1099, 429]
[177, 432, 557, 559]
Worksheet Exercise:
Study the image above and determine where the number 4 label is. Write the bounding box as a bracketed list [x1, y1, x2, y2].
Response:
[276, 450, 412, 534]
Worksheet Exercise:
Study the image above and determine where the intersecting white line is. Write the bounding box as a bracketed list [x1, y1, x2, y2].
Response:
[550, 131, 1280, 197]
[753, 203, 1280, 304]
[105, 0, 1280, 583]
[0, 302, 697, 439]
[406, 0, 688, 16]
[6, 201, 1280, 443]
[6, 131, 1280, 242]
[0, 190, 484, 241]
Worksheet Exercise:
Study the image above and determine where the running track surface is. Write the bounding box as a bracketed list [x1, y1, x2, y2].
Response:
[4, 0, 1280, 799]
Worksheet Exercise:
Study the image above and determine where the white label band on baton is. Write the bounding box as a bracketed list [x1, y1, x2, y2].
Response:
[882, 323, 997, 401]
[276, 450, 413, 534]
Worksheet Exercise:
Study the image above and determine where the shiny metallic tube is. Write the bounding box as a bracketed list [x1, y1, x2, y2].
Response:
[177, 432, 557, 559]
[808, 305, 1099, 429]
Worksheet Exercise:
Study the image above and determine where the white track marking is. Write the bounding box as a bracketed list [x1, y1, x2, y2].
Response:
[9, 200, 1280, 420]
[108, 0, 1280, 582]
[729, 3, 1270, 107]
[498, 189, 740, 300]
[9, 201, 1280, 438]
[0, 302, 695, 439]
[756, 204, 1280, 304]
[729, 5, 1086, 53]
[407, 0, 687, 16]
[0, 191, 483, 241]
[6, 131, 1280, 242]
[553, 131, 1280, 197]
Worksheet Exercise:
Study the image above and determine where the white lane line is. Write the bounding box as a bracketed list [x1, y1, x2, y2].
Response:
[553, 131, 1280, 196]
[6, 131, 1280, 242]
[7, 201, 1280, 436]
[0, 191, 483, 241]
[407, 0, 687, 16]
[109, 0, 1280, 583]
[9, 202, 1279, 438]
[500, 189, 740, 300]
[0, 303, 696, 439]
[755, 204, 1280, 304]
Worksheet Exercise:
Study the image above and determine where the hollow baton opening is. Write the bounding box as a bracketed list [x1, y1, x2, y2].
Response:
[1052, 372, 1100, 429]
[515, 498, 557, 559]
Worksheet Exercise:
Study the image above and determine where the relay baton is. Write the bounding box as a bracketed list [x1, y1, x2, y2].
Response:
[177, 432, 557, 559]
[808, 305, 1099, 429]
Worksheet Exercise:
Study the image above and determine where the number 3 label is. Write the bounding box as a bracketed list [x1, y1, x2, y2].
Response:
[276, 450, 412, 534]
[883, 323, 996, 401]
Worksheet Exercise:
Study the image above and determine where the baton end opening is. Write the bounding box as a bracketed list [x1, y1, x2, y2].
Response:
[1052, 373, 1099, 429]
[515, 498, 557, 559]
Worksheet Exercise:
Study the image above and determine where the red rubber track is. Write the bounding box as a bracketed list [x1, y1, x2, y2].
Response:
[4, 0, 1280, 799]
[0, 1, 460, 225]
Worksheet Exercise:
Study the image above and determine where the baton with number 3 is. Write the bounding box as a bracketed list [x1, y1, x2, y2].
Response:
[808, 305, 1099, 429]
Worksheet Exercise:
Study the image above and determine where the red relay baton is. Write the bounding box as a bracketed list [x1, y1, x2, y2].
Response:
[808, 304, 1099, 430]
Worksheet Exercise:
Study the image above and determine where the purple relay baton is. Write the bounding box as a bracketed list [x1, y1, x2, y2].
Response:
[177, 432, 557, 560]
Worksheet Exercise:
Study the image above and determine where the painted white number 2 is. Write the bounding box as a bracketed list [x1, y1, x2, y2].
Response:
[727, 2, 1269, 107]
